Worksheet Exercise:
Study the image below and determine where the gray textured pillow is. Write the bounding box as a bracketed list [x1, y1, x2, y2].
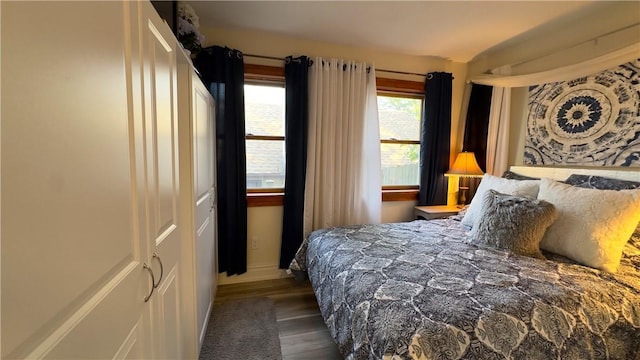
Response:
[461, 174, 540, 228]
[469, 190, 557, 259]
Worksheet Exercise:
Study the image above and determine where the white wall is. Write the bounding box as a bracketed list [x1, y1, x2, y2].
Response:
[204, 26, 468, 284]
[382, 201, 418, 223]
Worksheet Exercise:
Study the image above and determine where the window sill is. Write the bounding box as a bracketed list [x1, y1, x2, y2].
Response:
[382, 189, 418, 202]
[246, 189, 418, 207]
[247, 192, 284, 207]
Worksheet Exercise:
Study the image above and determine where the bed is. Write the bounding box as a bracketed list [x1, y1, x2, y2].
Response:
[290, 166, 640, 360]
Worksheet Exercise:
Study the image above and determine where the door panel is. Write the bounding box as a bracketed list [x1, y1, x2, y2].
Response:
[139, 3, 183, 359]
[157, 268, 181, 359]
[1, 2, 147, 358]
[196, 215, 215, 342]
[192, 77, 217, 346]
[114, 325, 142, 360]
[146, 22, 178, 241]
[195, 87, 211, 199]
[42, 266, 143, 359]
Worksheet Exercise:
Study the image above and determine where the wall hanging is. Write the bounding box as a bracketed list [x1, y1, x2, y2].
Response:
[524, 59, 640, 167]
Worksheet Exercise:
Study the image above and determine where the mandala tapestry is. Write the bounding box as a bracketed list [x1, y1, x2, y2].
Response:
[524, 59, 640, 167]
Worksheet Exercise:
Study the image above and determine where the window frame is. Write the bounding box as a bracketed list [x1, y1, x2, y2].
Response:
[244, 67, 287, 198]
[377, 90, 424, 194]
[244, 64, 424, 205]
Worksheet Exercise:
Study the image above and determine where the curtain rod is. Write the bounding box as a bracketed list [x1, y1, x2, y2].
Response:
[243, 53, 427, 77]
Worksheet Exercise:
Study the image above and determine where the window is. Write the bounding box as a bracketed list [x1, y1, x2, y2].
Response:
[378, 94, 423, 187]
[243, 69, 423, 204]
[245, 84, 286, 190]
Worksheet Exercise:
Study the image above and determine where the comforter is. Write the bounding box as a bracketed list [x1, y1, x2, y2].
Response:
[290, 218, 640, 360]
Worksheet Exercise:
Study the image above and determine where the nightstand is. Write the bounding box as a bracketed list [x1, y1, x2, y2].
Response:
[414, 205, 460, 220]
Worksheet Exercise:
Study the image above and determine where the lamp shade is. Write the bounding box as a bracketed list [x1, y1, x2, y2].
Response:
[445, 152, 484, 177]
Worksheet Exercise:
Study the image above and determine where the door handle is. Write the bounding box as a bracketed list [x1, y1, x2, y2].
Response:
[143, 263, 155, 302]
[152, 252, 164, 288]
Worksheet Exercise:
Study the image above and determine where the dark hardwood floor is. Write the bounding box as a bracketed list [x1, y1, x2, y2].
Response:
[214, 278, 342, 360]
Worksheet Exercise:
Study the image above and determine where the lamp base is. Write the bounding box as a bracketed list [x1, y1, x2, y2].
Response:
[458, 186, 469, 206]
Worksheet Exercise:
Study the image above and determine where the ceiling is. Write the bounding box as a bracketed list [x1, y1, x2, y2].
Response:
[188, 1, 600, 63]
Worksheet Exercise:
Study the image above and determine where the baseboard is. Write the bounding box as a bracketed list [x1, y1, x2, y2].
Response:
[198, 301, 213, 352]
[217, 264, 292, 285]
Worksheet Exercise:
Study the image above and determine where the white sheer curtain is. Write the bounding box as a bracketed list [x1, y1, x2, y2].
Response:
[304, 58, 381, 234]
[486, 87, 511, 175]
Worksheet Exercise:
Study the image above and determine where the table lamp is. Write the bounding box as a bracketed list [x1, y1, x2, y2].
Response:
[444, 152, 484, 205]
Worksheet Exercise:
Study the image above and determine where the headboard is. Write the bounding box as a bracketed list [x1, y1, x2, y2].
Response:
[510, 166, 640, 182]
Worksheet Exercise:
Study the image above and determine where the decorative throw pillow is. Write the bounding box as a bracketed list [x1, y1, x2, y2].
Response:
[469, 190, 557, 259]
[564, 174, 640, 190]
[502, 170, 539, 181]
[538, 178, 640, 273]
[564, 174, 640, 259]
[461, 174, 540, 228]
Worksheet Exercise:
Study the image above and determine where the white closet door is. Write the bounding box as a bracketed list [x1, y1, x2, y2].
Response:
[1, 2, 149, 359]
[176, 54, 218, 358]
[192, 75, 217, 347]
[137, 2, 184, 359]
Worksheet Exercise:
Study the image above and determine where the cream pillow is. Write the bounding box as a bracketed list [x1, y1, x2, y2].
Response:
[538, 178, 640, 273]
[461, 174, 540, 228]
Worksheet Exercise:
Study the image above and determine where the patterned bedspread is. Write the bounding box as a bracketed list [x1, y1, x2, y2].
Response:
[290, 218, 640, 360]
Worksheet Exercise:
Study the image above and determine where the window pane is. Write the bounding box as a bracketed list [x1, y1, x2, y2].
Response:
[245, 84, 285, 136]
[381, 143, 419, 186]
[378, 95, 421, 141]
[246, 140, 285, 189]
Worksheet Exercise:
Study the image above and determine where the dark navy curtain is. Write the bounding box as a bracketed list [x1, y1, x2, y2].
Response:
[462, 84, 493, 203]
[418, 72, 453, 206]
[194, 46, 247, 276]
[463, 84, 493, 172]
[279, 56, 310, 269]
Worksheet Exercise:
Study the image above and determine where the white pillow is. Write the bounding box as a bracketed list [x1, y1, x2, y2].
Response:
[538, 178, 640, 273]
[461, 174, 540, 228]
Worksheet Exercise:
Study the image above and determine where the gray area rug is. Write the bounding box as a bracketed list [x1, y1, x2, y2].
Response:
[199, 297, 282, 360]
